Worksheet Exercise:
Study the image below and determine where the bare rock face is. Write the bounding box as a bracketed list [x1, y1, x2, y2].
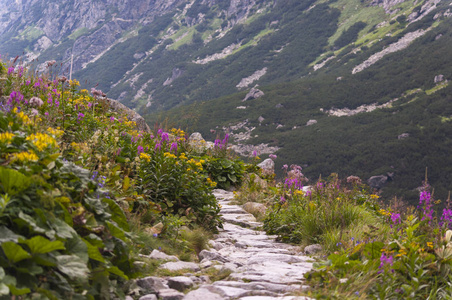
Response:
[103, 98, 150, 132]
[368, 173, 394, 189]
[243, 87, 265, 101]
[257, 158, 275, 176]
[434, 74, 445, 83]
[163, 68, 184, 86]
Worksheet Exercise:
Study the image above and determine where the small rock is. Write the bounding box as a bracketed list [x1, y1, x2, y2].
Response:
[160, 261, 200, 272]
[126, 296, 134, 300]
[434, 74, 445, 83]
[243, 87, 265, 101]
[275, 103, 284, 108]
[306, 120, 317, 126]
[397, 133, 409, 140]
[184, 287, 223, 300]
[136, 276, 168, 293]
[158, 288, 185, 300]
[258, 116, 265, 123]
[257, 159, 275, 176]
[368, 175, 391, 189]
[167, 276, 194, 292]
[304, 244, 323, 255]
[234, 242, 247, 248]
[242, 202, 267, 217]
[149, 249, 179, 261]
[138, 295, 158, 300]
[199, 250, 229, 263]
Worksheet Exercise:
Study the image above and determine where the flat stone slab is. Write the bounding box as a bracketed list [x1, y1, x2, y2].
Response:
[183, 288, 224, 300]
[160, 261, 200, 272]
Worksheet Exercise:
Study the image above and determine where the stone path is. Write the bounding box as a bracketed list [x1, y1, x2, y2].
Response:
[133, 189, 314, 300]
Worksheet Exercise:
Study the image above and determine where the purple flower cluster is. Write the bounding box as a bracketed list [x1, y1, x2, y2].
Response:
[214, 134, 229, 150]
[378, 253, 394, 274]
[419, 190, 433, 222]
[284, 178, 303, 190]
[8, 91, 24, 105]
[440, 208, 452, 229]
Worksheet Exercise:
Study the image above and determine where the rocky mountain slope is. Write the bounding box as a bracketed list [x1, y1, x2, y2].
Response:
[2, 0, 452, 202]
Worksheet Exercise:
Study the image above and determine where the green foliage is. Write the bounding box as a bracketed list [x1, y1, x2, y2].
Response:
[263, 174, 382, 245]
[333, 21, 366, 49]
[203, 157, 245, 190]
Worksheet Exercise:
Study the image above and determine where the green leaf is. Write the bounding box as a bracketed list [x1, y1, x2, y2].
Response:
[52, 218, 76, 239]
[83, 239, 105, 263]
[102, 198, 129, 231]
[66, 237, 89, 263]
[1, 242, 31, 263]
[0, 226, 24, 243]
[8, 285, 30, 296]
[56, 255, 89, 280]
[17, 212, 48, 235]
[22, 236, 65, 254]
[0, 267, 4, 280]
[0, 167, 32, 195]
[107, 266, 128, 280]
[106, 221, 127, 241]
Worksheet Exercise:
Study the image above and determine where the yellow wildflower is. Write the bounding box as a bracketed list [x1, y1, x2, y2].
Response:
[68, 79, 80, 87]
[47, 127, 64, 137]
[427, 242, 434, 249]
[207, 177, 217, 187]
[0, 132, 14, 144]
[140, 152, 151, 162]
[26, 133, 58, 151]
[294, 190, 304, 196]
[370, 194, 380, 199]
[164, 152, 177, 159]
[396, 248, 408, 257]
[179, 153, 188, 160]
[379, 209, 392, 217]
[10, 151, 38, 162]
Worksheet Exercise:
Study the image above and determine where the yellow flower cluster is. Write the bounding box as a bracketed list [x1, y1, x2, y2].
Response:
[379, 209, 392, 217]
[294, 190, 304, 196]
[14, 108, 31, 125]
[370, 194, 380, 199]
[164, 152, 177, 159]
[68, 79, 80, 87]
[47, 127, 64, 137]
[122, 117, 136, 129]
[395, 248, 407, 257]
[0, 132, 14, 144]
[179, 153, 188, 160]
[140, 152, 151, 162]
[171, 128, 186, 138]
[26, 133, 58, 151]
[10, 151, 38, 162]
[187, 158, 203, 170]
[206, 177, 217, 187]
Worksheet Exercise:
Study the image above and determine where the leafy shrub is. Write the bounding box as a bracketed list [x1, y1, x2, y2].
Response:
[0, 107, 132, 299]
[202, 157, 245, 190]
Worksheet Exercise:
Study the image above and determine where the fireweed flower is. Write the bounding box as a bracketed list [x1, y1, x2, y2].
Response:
[170, 142, 178, 154]
[390, 213, 402, 228]
[378, 253, 394, 274]
[77, 112, 85, 121]
[7, 66, 14, 75]
[8, 91, 24, 105]
[440, 208, 452, 229]
[269, 154, 277, 160]
[419, 190, 433, 222]
[137, 145, 144, 155]
[110, 116, 115, 122]
[280, 196, 286, 204]
[252, 150, 258, 157]
[161, 132, 169, 142]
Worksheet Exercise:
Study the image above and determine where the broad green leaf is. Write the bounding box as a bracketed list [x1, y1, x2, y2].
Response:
[102, 198, 129, 230]
[107, 266, 128, 279]
[0, 226, 23, 243]
[22, 236, 65, 254]
[17, 212, 47, 235]
[0, 167, 31, 195]
[8, 285, 30, 296]
[83, 239, 105, 263]
[66, 237, 88, 263]
[17, 264, 43, 275]
[0, 283, 9, 296]
[1, 242, 31, 263]
[52, 218, 76, 239]
[0, 267, 4, 280]
[106, 221, 127, 241]
[56, 255, 89, 280]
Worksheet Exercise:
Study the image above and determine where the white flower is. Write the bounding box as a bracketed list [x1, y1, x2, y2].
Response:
[29, 97, 44, 107]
